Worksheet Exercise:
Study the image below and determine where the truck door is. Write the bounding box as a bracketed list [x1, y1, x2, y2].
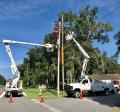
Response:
[81, 79, 91, 91]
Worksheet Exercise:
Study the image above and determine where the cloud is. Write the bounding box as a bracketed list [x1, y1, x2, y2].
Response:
[0, 0, 56, 20]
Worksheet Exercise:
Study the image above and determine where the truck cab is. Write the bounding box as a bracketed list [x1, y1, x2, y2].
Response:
[5, 80, 23, 96]
[65, 78, 92, 98]
[65, 78, 115, 98]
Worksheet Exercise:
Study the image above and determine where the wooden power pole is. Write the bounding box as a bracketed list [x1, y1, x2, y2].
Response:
[61, 14, 64, 96]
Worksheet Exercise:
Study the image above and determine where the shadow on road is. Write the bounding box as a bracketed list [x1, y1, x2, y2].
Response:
[64, 93, 120, 108]
[86, 94, 120, 107]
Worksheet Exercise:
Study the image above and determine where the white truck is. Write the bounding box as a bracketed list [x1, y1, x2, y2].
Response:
[0, 39, 54, 98]
[65, 78, 116, 98]
[65, 32, 115, 98]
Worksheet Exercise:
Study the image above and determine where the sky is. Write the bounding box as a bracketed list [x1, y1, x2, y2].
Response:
[0, 0, 120, 79]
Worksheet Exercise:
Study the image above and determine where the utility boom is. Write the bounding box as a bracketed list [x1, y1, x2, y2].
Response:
[2, 39, 54, 97]
[66, 32, 90, 79]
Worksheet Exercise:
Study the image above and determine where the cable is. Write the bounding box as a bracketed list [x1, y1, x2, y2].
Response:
[84, 3, 120, 34]
[100, 5, 120, 20]
[70, 0, 85, 13]
[71, 0, 80, 12]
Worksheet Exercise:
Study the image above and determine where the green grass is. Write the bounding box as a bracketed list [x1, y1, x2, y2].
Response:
[113, 108, 120, 112]
[23, 88, 66, 99]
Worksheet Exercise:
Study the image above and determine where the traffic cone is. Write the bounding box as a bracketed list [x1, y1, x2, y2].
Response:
[39, 89, 42, 96]
[80, 91, 83, 99]
[9, 94, 13, 103]
[40, 95, 45, 103]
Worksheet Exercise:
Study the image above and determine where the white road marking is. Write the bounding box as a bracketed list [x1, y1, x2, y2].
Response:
[31, 99, 62, 112]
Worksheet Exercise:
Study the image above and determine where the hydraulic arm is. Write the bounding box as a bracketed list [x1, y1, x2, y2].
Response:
[2, 39, 54, 97]
[66, 32, 90, 79]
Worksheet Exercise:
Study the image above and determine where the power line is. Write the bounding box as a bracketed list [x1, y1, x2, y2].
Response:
[89, 4, 120, 32]
[70, 0, 85, 13]
[100, 5, 120, 20]
[71, 0, 80, 12]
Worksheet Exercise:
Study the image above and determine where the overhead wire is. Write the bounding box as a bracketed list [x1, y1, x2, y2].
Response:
[89, 4, 120, 33]
[100, 5, 120, 20]
[0, 1, 120, 47]
[71, 0, 81, 12]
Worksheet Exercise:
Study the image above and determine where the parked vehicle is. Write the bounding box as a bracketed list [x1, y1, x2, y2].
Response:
[113, 80, 120, 93]
[5, 80, 23, 96]
[65, 78, 116, 98]
[0, 39, 54, 98]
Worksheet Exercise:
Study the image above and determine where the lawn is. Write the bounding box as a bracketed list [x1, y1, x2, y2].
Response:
[23, 88, 66, 99]
[113, 108, 120, 112]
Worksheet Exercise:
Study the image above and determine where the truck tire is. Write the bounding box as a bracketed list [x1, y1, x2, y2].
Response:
[74, 90, 80, 98]
[114, 88, 119, 94]
[111, 90, 115, 94]
[104, 88, 109, 95]
[5, 93, 8, 97]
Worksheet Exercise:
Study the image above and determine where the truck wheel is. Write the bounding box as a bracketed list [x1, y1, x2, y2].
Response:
[5, 93, 8, 97]
[104, 89, 109, 95]
[111, 90, 115, 94]
[74, 91, 80, 98]
[115, 88, 119, 94]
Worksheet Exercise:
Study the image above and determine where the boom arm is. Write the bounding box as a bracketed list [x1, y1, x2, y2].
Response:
[66, 32, 90, 79]
[3, 40, 53, 49]
[4, 44, 20, 88]
[3, 39, 54, 88]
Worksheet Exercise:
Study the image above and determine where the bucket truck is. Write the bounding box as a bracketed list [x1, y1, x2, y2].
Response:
[0, 39, 54, 98]
[65, 32, 90, 79]
[64, 32, 115, 98]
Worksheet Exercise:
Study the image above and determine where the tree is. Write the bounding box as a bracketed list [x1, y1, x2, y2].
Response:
[0, 75, 6, 85]
[59, 6, 113, 80]
[19, 6, 116, 87]
[114, 31, 120, 54]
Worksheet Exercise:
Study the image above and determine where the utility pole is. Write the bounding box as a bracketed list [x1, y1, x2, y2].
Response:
[54, 21, 61, 96]
[61, 14, 64, 96]
[26, 63, 29, 87]
[57, 27, 60, 96]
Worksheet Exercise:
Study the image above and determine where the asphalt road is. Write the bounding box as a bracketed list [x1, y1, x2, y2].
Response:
[0, 97, 52, 112]
[45, 95, 120, 112]
[0, 95, 120, 112]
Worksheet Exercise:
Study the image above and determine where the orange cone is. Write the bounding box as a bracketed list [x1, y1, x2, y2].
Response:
[40, 95, 45, 103]
[9, 94, 13, 103]
[80, 91, 83, 99]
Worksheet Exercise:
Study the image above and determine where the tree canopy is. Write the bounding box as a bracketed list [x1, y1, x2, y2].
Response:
[0, 75, 6, 85]
[18, 6, 118, 88]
